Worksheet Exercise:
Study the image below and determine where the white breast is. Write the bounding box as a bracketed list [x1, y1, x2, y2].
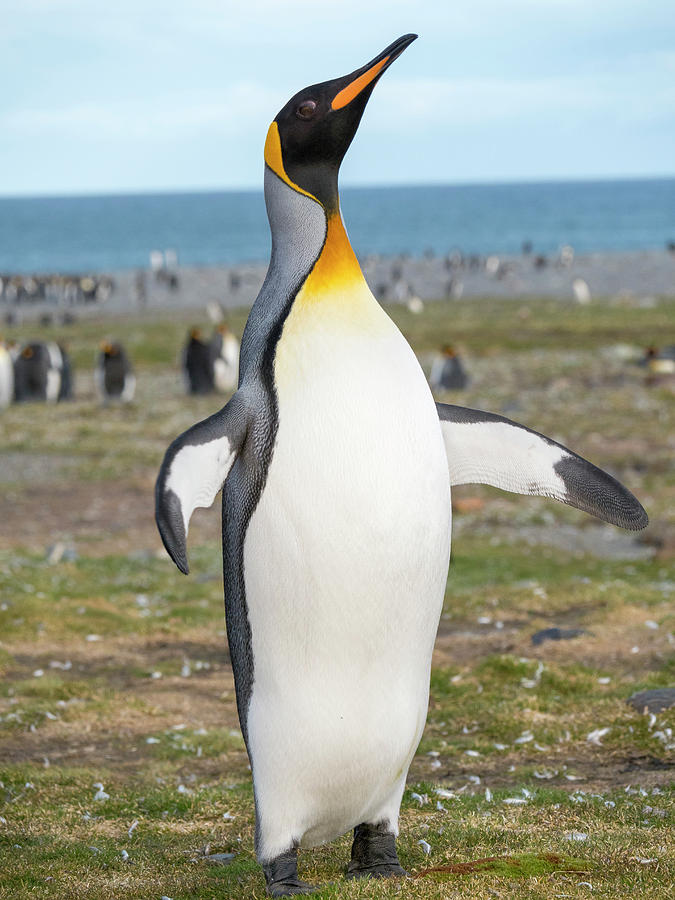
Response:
[0, 347, 14, 409]
[243, 288, 451, 860]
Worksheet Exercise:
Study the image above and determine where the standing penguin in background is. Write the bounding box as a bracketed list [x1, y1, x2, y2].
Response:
[13, 341, 64, 402]
[182, 327, 214, 395]
[0, 341, 14, 409]
[210, 323, 240, 394]
[95, 341, 135, 404]
[430, 343, 469, 391]
[57, 343, 74, 401]
[156, 36, 647, 896]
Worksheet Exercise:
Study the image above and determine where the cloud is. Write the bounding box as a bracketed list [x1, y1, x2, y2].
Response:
[2, 1, 674, 192]
[368, 61, 675, 132]
[3, 82, 280, 143]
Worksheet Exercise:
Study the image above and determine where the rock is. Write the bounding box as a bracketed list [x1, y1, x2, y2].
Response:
[204, 853, 236, 866]
[45, 543, 78, 564]
[531, 627, 589, 646]
[637, 524, 675, 561]
[655, 539, 675, 561]
[627, 688, 675, 714]
[46, 542, 66, 564]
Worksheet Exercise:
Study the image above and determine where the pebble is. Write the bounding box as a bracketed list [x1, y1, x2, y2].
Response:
[204, 852, 236, 865]
[531, 627, 588, 646]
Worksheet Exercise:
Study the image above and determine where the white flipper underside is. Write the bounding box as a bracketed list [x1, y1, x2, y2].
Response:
[442, 419, 568, 498]
[155, 392, 250, 573]
[437, 403, 648, 530]
[164, 435, 236, 535]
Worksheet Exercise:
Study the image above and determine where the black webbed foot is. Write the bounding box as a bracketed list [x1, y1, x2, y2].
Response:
[346, 821, 408, 879]
[263, 848, 319, 896]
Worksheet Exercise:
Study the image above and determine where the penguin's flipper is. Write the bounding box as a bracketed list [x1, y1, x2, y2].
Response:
[437, 403, 648, 530]
[155, 392, 250, 574]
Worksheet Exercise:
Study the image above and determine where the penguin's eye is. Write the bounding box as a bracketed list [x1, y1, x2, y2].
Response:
[296, 100, 317, 120]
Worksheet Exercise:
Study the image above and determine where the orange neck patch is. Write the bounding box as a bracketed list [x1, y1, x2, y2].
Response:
[301, 211, 364, 299]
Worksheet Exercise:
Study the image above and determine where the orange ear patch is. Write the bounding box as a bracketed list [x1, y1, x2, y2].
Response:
[331, 57, 389, 110]
[263, 122, 317, 202]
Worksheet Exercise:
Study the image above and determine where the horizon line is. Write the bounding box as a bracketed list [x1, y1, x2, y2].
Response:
[2, 172, 675, 201]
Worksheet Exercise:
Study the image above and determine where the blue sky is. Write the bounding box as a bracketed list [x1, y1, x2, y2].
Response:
[2, 0, 674, 195]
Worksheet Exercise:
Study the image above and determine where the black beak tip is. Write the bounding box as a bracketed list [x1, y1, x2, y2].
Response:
[388, 33, 418, 59]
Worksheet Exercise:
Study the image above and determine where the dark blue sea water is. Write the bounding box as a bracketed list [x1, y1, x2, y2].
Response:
[0, 178, 673, 274]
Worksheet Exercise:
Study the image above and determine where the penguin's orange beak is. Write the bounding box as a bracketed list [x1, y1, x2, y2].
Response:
[331, 58, 391, 111]
[330, 34, 417, 111]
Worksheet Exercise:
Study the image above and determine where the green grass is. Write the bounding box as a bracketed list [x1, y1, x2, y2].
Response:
[0, 766, 671, 898]
[1, 296, 673, 897]
[9, 295, 674, 363]
[1, 542, 672, 897]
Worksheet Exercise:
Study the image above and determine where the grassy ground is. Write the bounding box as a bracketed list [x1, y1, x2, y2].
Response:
[1, 296, 674, 898]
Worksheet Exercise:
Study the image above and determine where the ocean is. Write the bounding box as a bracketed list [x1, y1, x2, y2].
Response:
[0, 177, 673, 274]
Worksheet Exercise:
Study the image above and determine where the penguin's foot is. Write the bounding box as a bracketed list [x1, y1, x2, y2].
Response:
[263, 848, 319, 897]
[266, 883, 317, 898]
[346, 821, 408, 880]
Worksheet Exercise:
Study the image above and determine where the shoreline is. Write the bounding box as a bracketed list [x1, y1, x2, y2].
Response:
[2, 248, 674, 322]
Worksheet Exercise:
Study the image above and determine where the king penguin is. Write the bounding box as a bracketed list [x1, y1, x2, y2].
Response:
[155, 35, 647, 896]
[0, 340, 14, 409]
[182, 327, 215, 395]
[96, 341, 135, 404]
[13, 341, 65, 403]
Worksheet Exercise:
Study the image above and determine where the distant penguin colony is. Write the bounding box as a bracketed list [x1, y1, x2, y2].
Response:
[96, 341, 136, 404]
[0, 325, 241, 409]
[155, 36, 648, 897]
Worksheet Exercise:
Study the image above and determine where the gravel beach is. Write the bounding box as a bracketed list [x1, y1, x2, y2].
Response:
[3, 248, 674, 322]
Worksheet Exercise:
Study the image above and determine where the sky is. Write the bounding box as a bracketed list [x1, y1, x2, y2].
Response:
[2, 0, 674, 196]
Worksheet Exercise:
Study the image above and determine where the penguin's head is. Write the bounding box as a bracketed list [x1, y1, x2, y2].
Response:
[265, 34, 417, 212]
